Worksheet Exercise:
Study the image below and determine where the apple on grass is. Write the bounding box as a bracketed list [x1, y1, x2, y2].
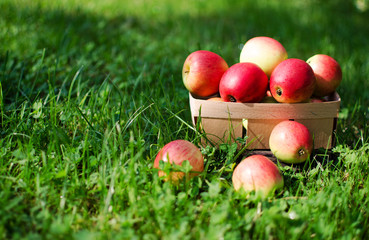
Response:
[182, 50, 229, 97]
[269, 120, 313, 164]
[232, 155, 284, 198]
[219, 62, 268, 103]
[154, 140, 204, 182]
[270, 58, 316, 103]
[240, 36, 288, 77]
[307, 54, 342, 97]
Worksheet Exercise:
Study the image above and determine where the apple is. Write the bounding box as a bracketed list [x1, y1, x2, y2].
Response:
[219, 62, 268, 103]
[269, 120, 313, 164]
[266, 90, 273, 97]
[270, 58, 316, 103]
[182, 50, 229, 97]
[240, 36, 288, 76]
[306, 54, 342, 97]
[154, 140, 204, 182]
[232, 155, 284, 198]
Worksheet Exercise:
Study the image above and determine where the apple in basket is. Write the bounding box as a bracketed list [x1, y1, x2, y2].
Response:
[270, 58, 316, 103]
[219, 62, 268, 103]
[240, 36, 288, 77]
[182, 50, 229, 97]
[307, 54, 342, 97]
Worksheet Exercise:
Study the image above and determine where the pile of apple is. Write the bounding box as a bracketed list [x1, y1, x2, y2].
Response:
[153, 120, 311, 198]
[182, 36, 342, 103]
[153, 36, 343, 198]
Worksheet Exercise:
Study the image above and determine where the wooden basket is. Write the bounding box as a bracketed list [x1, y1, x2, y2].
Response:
[189, 92, 341, 149]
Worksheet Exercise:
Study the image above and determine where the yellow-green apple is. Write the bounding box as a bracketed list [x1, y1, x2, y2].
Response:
[182, 50, 229, 97]
[306, 54, 342, 97]
[154, 140, 204, 182]
[219, 62, 268, 103]
[270, 58, 316, 103]
[232, 155, 284, 198]
[240, 36, 288, 77]
[269, 120, 313, 164]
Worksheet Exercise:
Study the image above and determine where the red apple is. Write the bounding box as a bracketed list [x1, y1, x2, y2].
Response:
[182, 50, 229, 97]
[269, 120, 313, 164]
[232, 155, 284, 198]
[270, 58, 316, 103]
[154, 140, 204, 182]
[240, 36, 288, 77]
[219, 62, 268, 103]
[306, 54, 342, 97]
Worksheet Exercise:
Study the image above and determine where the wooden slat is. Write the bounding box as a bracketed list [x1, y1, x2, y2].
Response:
[190, 92, 340, 120]
[245, 119, 285, 149]
[198, 118, 243, 146]
[296, 118, 334, 149]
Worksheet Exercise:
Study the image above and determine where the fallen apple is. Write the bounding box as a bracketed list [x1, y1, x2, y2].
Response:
[219, 62, 268, 103]
[269, 120, 313, 164]
[154, 140, 204, 182]
[183, 50, 229, 97]
[306, 54, 342, 97]
[270, 58, 316, 103]
[240, 36, 288, 77]
[232, 155, 284, 198]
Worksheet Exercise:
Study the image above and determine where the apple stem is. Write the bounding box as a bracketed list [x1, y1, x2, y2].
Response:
[229, 96, 236, 102]
[276, 88, 283, 96]
[298, 148, 306, 157]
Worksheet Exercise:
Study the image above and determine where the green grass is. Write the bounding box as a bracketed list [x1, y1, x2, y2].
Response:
[1, 0, 369, 239]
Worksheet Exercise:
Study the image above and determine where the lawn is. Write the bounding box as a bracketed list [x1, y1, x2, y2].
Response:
[1, 0, 369, 239]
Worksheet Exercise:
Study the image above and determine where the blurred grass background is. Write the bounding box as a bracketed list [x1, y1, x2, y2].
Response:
[1, 0, 369, 239]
